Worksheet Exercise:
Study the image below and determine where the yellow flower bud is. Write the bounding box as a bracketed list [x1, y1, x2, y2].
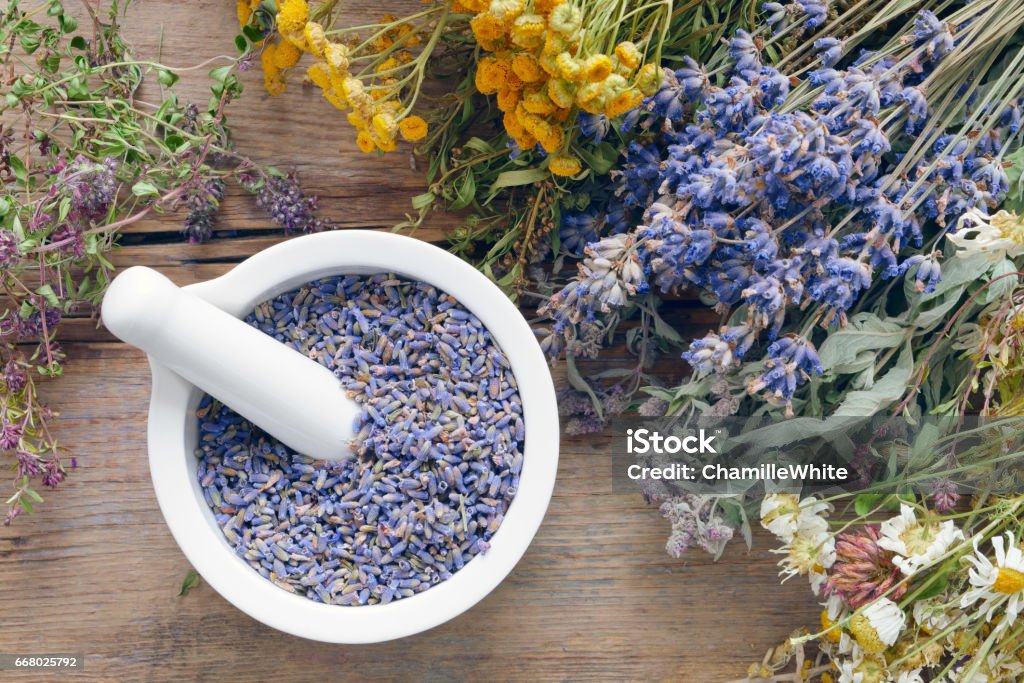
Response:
[547, 78, 576, 108]
[614, 41, 642, 70]
[522, 88, 557, 115]
[470, 13, 508, 42]
[583, 55, 614, 82]
[503, 111, 525, 138]
[356, 130, 377, 154]
[548, 3, 581, 37]
[399, 115, 429, 142]
[534, 0, 564, 15]
[475, 56, 511, 95]
[604, 90, 638, 118]
[510, 14, 546, 48]
[304, 22, 328, 57]
[306, 62, 331, 90]
[556, 53, 583, 82]
[271, 40, 302, 69]
[575, 82, 606, 113]
[489, 0, 524, 21]
[636, 63, 663, 96]
[511, 53, 544, 83]
[538, 126, 563, 154]
[372, 113, 398, 141]
[325, 44, 350, 72]
[496, 87, 521, 113]
[276, 0, 308, 35]
[549, 153, 582, 177]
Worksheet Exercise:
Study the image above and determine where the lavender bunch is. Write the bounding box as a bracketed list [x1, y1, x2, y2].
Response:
[541, 0, 1024, 417]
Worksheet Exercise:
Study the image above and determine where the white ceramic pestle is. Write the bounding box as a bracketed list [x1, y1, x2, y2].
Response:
[101, 266, 359, 461]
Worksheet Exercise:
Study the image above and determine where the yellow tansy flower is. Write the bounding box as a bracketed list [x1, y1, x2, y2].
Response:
[556, 53, 583, 82]
[522, 88, 557, 115]
[459, 0, 490, 11]
[604, 87, 642, 118]
[304, 22, 328, 57]
[583, 55, 614, 82]
[549, 153, 582, 177]
[510, 14, 546, 48]
[496, 87, 521, 113]
[547, 78, 576, 108]
[474, 56, 509, 95]
[356, 130, 377, 153]
[372, 113, 398, 142]
[272, 40, 302, 69]
[614, 41, 642, 70]
[307, 62, 331, 90]
[548, 3, 582, 37]
[511, 53, 544, 83]
[534, 0, 565, 15]
[325, 44, 351, 72]
[398, 115, 429, 142]
[538, 126, 563, 153]
[636, 63, 663, 96]
[276, 0, 308, 36]
[470, 13, 508, 42]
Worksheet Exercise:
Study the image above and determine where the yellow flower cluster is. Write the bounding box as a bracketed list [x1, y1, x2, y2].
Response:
[255, 0, 430, 152]
[463, 0, 662, 176]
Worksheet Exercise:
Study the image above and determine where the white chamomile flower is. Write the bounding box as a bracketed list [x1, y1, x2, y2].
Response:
[911, 597, 952, 635]
[836, 644, 889, 683]
[895, 670, 924, 683]
[760, 493, 830, 544]
[961, 532, 1024, 634]
[877, 504, 964, 577]
[773, 522, 836, 596]
[949, 208, 1024, 262]
[849, 597, 906, 654]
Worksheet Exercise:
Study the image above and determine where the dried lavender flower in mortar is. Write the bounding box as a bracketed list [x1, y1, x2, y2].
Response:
[195, 274, 524, 606]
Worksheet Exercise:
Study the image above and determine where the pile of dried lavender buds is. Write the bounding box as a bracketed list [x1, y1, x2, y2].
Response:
[195, 274, 523, 605]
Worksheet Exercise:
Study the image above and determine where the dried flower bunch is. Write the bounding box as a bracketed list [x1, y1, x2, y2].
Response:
[0, 0, 335, 523]
[238, 0, 439, 152]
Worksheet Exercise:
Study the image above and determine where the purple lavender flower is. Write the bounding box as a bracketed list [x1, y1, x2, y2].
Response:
[0, 421, 23, 450]
[41, 459, 64, 488]
[16, 450, 40, 478]
[0, 229, 20, 267]
[2, 359, 27, 392]
[255, 171, 333, 234]
[182, 178, 226, 243]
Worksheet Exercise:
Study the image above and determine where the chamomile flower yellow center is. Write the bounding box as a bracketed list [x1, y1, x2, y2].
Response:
[849, 613, 887, 654]
[994, 566, 1024, 594]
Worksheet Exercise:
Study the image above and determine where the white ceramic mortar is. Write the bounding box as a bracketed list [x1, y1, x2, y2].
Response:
[140, 231, 559, 643]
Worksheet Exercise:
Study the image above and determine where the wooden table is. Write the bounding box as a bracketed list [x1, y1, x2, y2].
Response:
[0, 2, 819, 680]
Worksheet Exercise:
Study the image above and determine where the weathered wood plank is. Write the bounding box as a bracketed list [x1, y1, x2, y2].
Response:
[0, 344, 818, 682]
[0, 2, 821, 681]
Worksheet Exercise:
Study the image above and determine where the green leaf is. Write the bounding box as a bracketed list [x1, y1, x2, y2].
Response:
[23, 487, 44, 503]
[448, 171, 476, 211]
[131, 181, 160, 197]
[35, 284, 59, 307]
[411, 192, 435, 211]
[178, 569, 201, 596]
[854, 493, 882, 516]
[209, 65, 234, 84]
[921, 253, 990, 301]
[833, 343, 914, 417]
[982, 258, 1019, 305]
[576, 142, 619, 176]
[489, 167, 548, 194]
[818, 313, 906, 374]
[157, 68, 179, 88]
[235, 34, 249, 53]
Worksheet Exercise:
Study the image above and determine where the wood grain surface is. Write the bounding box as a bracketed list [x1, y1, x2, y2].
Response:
[0, 2, 820, 681]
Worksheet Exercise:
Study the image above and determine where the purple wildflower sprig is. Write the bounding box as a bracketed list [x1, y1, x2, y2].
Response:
[542, 2, 1024, 417]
